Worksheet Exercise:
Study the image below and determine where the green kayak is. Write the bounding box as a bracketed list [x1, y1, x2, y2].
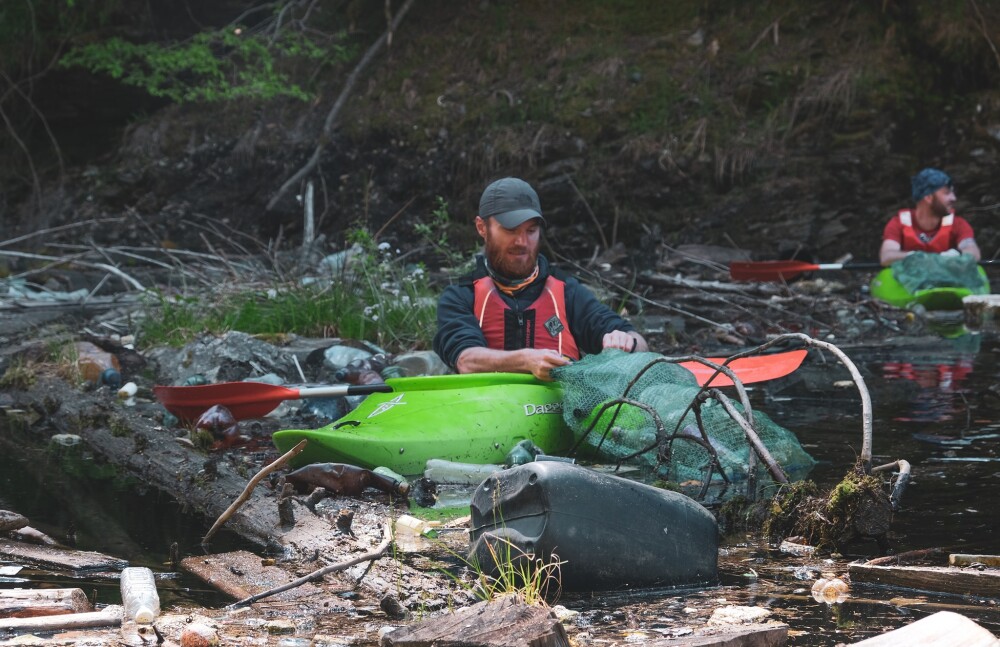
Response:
[271, 372, 573, 475]
[870, 266, 989, 310]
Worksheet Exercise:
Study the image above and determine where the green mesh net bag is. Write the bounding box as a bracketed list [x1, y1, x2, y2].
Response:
[551, 351, 815, 492]
[892, 251, 987, 293]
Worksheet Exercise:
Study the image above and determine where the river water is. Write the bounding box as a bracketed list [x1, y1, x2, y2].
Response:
[564, 330, 1000, 645]
[2, 331, 1000, 643]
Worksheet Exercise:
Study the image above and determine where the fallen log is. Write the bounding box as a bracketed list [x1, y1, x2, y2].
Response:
[226, 519, 393, 609]
[381, 596, 569, 647]
[0, 538, 127, 572]
[0, 588, 92, 618]
[201, 438, 308, 546]
[849, 562, 1000, 599]
[0, 605, 122, 632]
[848, 610, 997, 646]
[181, 550, 323, 602]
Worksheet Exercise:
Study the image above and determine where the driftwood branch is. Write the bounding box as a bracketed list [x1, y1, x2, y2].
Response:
[0, 605, 123, 632]
[202, 439, 308, 547]
[267, 0, 416, 211]
[0, 249, 147, 292]
[226, 519, 393, 609]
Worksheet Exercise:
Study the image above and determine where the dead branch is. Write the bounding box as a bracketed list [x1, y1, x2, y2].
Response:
[226, 519, 393, 609]
[0, 249, 147, 292]
[201, 439, 308, 547]
[565, 175, 610, 250]
[0, 218, 127, 249]
[266, 0, 416, 211]
[969, 0, 1000, 73]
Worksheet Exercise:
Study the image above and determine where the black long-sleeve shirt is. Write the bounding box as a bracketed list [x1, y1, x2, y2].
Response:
[432, 254, 636, 370]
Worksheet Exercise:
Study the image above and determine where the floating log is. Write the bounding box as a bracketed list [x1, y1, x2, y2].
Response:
[382, 596, 570, 647]
[0, 539, 127, 572]
[180, 550, 323, 602]
[642, 624, 788, 646]
[848, 610, 997, 646]
[950, 554, 1000, 568]
[0, 588, 92, 618]
[849, 563, 1000, 599]
[0, 605, 122, 632]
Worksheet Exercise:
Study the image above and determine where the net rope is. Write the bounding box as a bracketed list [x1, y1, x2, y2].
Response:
[552, 350, 815, 498]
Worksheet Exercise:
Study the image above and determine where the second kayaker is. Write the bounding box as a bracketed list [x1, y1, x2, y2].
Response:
[879, 167, 982, 266]
[433, 177, 648, 381]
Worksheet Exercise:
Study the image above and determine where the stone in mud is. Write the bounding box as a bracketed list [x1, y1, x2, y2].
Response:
[0, 510, 28, 533]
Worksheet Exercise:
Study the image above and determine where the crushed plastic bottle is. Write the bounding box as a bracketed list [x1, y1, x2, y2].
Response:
[424, 459, 502, 485]
[74, 341, 120, 384]
[286, 463, 410, 497]
[395, 514, 441, 538]
[504, 439, 544, 467]
[373, 466, 410, 494]
[334, 354, 389, 385]
[120, 566, 160, 624]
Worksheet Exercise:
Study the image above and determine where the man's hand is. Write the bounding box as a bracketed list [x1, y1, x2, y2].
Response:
[602, 330, 648, 353]
[522, 349, 570, 381]
[940, 249, 961, 258]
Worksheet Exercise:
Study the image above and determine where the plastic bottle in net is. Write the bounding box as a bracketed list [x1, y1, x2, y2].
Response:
[120, 566, 160, 624]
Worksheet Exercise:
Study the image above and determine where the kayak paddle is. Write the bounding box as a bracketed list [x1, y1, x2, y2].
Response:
[154, 382, 393, 423]
[154, 349, 808, 422]
[730, 258, 1000, 282]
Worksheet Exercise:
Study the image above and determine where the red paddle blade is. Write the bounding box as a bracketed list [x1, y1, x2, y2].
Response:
[154, 382, 301, 422]
[681, 349, 808, 387]
[730, 260, 819, 282]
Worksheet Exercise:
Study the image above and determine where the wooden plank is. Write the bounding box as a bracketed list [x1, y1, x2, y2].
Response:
[0, 605, 122, 632]
[645, 624, 788, 646]
[0, 539, 128, 573]
[0, 588, 93, 618]
[382, 596, 570, 647]
[180, 550, 323, 602]
[848, 610, 997, 646]
[850, 563, 1000, 599]
[950, 554, 1000, 568]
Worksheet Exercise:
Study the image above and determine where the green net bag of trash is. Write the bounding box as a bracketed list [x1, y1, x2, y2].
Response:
[551, 351, 815, 489]
[892, 251, 987, 293]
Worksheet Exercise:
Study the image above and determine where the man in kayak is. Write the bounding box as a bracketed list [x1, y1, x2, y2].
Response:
[433, 177, 648, 381]
[879, 167, 981, 266]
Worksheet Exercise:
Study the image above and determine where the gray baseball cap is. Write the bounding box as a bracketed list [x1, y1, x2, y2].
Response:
[478, 177, 546, 228]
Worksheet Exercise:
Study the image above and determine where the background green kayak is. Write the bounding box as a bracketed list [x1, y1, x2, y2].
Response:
[870, 266, 989, 310]
[272, 372, 574, 475]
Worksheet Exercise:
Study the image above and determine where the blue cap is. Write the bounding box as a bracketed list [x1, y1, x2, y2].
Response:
[479, 178, 545, 228]
[911, 168, 952, 202]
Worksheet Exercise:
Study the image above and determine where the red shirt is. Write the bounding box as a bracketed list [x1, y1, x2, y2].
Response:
[882, 211, 975, 251]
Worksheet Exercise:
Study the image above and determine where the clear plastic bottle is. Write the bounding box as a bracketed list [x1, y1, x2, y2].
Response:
[120, 566, 160, 624]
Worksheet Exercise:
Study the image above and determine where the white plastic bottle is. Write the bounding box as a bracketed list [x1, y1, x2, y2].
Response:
[120, 566, 160, 624]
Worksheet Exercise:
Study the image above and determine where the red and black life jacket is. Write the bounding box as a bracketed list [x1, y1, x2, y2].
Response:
[472, 275, 581, 360]
[898, 210, 954, 253]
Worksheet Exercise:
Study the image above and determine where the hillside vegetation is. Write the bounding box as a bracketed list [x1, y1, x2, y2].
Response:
[1, 0, 998, 265]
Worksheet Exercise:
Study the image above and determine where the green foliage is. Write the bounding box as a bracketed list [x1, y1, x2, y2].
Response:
[467, 534, 564, 605]
[413, 197, 468, 269]
[0, 359, 36, 390]
[137, 227, 440, 352]
[59, 28, 347, 103]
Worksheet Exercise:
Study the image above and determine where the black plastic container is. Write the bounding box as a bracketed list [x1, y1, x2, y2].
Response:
[469, 462, 718, 591]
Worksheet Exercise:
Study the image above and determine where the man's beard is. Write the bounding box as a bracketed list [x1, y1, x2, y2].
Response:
[485, 232, 538, 281]
[930, 195, 953, 218]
